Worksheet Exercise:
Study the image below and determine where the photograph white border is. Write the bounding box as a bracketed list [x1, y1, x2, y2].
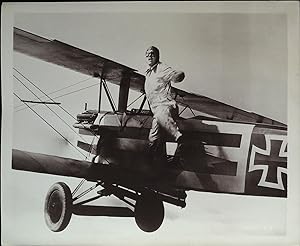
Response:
[1, 2, 299, 245]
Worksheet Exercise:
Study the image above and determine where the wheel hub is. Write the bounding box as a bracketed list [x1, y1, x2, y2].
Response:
[48, 190, 63, 223]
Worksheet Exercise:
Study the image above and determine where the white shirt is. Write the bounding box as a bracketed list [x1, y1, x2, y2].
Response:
[144, 62, 181, 111]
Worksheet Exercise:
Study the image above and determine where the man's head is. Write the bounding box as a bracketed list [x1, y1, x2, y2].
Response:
[145, 46, 160, 67]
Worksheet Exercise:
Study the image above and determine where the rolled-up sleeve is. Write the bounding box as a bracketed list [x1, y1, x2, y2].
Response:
[161, 65, 184, 83]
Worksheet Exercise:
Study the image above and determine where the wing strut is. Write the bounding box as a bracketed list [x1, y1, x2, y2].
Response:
[178, 103, 196, 117]
[102, 79, 117, 113]
[98, 77, 103, 113]
[137, 94, 147, 114]
[95, 70, 117, 113]
[118, 74, 130, 113]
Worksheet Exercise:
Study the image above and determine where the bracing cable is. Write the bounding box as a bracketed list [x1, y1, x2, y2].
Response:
[13, 92, 88, 159]
[14, 68, 98, 114]
[14, 75, 93, 110]
[13, 69, 101, 140]
[13, 69, 111, 164]
[13, 74, 92, 144]
[15, 82, 99, 113]
[127, 92, 145, 108]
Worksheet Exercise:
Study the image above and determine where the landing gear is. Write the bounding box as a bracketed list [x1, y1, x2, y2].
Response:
[44, 182, 72, 232]
[134, 192, 164, 233]
[44, 181, 183, 233]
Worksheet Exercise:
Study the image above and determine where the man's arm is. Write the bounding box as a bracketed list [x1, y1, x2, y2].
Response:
[161, 63, 185, 83]
[171, 71, 185, 83]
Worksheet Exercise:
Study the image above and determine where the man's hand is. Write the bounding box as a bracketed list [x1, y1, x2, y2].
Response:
[172, 71, 185, 83]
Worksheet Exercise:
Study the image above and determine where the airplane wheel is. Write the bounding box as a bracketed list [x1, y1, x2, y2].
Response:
[134, 192, 164, 232]
[44, 182, 72, 232]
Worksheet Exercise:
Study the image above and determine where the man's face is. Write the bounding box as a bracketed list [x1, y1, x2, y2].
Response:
[145, 49, 159, 67]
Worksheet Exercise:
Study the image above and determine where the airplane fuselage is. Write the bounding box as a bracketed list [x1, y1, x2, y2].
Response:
[75, 111, 287, 198]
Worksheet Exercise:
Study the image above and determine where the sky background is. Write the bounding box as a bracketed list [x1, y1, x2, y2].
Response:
[2, 2, 299, 246]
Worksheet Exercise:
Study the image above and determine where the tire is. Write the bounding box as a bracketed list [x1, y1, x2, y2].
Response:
[135, 192, 164, 232]
[44, 182, 72, 232]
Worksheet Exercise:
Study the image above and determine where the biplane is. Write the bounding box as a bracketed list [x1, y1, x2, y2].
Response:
[12, 27, 287, 233]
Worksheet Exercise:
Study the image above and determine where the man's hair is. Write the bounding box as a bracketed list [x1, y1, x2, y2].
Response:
[145, 46, 160, 60]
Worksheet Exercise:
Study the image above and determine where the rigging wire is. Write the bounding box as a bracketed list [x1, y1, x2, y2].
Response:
[102, 79, 117, 112]
[13, 68, 111, 164]
[177, 92, 196, 117]
[14, 73, 93, 110]
[14, 71, 112, 200]
[13, 92, 88, 158]
[85, 135, 97, 161]
[13, 69, 100, 140]
[15, 82, 99, 113]
[13, 74, 92, 144]
[127, 92, 145, 108]
[51, 83, 99, 102]
[72, 134, 103, 198]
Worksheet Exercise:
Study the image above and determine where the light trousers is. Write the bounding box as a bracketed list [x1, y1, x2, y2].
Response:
[148, 104, 182, 143]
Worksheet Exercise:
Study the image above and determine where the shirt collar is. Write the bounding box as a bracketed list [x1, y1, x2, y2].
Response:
[145, 62, 160, 75]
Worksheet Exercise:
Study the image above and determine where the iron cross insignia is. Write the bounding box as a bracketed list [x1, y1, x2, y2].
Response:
[248, 135, 287, 190]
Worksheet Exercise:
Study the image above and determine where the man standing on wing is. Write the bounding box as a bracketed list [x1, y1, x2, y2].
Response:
[144, 46, 185, 168]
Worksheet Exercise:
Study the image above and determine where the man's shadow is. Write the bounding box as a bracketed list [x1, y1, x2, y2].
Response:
[172, 119, 235, 192]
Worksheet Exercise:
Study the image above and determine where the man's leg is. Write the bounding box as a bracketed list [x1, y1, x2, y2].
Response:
[148, 117, 167, 167]
[154, 105, 182, 141]
[155, 105, 185, 167]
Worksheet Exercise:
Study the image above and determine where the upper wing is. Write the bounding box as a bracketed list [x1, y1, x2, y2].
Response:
[173, 88, 286, 127]
[14, 27, 285, 126]
[13, 27, 145, 91]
